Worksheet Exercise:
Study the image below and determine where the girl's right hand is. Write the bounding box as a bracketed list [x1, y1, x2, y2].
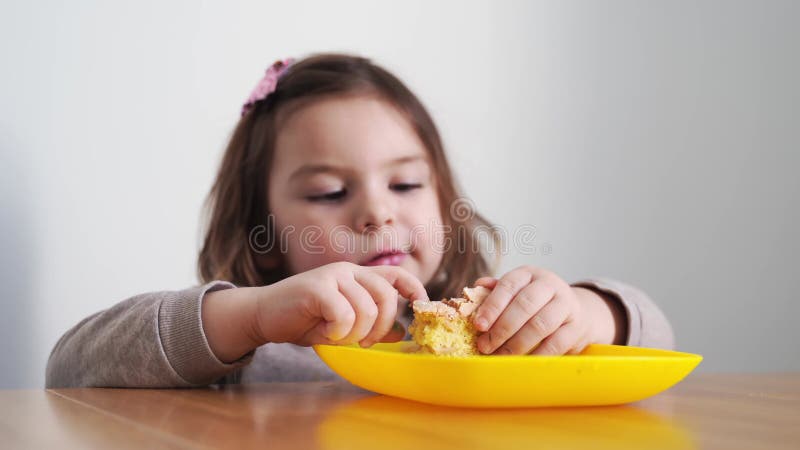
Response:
[253, 262, 429, 348]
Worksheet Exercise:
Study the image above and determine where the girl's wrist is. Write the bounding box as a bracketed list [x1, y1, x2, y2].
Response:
[201, 286, 265, 363]
[572, 286, 625, 345]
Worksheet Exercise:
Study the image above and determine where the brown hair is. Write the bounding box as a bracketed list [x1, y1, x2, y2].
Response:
[197, 53, 500, 301]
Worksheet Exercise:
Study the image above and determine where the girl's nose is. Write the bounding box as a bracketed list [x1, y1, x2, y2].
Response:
[354, 193, 395, 233]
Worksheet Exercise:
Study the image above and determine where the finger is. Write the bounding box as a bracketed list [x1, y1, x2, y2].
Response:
[378, 321, 406, 343]
[300, 325, 335, 346]
[529, 320, 586, 356]
[316, 290, 356, 342]
[565, 337, 590, 355]
[476, 281, 555, 354]
[367, 265, 429, 302]
[493, 295, 571, 355]
[473, 268, 534, 332]
[354, 271, 400, 347]
[474, 277, 498, 289]
[506, 296, 570, 355]
[337, 275, 379, 344]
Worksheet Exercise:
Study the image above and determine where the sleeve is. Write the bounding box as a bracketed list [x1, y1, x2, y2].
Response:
[569, 276, 675, 350]
[45, 280, 254, 388]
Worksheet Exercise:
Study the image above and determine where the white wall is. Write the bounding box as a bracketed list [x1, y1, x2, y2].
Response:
[1, 0, 798, 388]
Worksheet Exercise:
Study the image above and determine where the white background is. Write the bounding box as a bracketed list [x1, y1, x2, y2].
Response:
[1, 0, 798, 388]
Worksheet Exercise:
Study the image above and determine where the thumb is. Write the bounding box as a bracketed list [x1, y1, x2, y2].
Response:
[474, 277, 498, 289]
[377, 321, 406, 343]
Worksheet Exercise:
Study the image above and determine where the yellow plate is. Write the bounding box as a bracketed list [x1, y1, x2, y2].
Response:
[313, 342, 702, 408]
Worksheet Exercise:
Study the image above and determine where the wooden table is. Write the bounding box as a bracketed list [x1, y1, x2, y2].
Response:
[1, 373, 797, 449]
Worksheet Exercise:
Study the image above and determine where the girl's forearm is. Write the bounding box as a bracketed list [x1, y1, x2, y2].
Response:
[573, 287, 628, 345]
[202, 287, 266, 363]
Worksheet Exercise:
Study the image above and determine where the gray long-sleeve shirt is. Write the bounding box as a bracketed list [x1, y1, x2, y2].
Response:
[45, 277, 675, 388]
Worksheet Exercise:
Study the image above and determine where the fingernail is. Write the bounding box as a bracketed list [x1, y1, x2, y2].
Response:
[359, 340, 372, 348]
[475, 317, 488, 331]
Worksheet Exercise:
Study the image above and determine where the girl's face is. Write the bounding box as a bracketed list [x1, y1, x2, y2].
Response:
[268, 94, 444, 285]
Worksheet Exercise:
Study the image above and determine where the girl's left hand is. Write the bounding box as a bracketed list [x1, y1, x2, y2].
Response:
[472, 265, 604, 356]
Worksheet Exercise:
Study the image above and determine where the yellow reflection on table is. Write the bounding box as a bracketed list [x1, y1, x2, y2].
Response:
[317, 394, 695, 450]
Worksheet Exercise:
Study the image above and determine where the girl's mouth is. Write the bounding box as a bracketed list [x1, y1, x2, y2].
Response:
[362, 250, 408, 267]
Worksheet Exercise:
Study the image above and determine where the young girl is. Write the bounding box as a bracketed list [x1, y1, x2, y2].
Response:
[46, 54, 674, 388]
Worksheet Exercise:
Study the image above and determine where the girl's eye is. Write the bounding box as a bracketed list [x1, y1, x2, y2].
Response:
[306, 189, 347, 202]
[391, 183, 423, 192]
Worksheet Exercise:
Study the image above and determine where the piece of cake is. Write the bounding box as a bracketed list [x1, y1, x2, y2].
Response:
[408, 286, 491, 356]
